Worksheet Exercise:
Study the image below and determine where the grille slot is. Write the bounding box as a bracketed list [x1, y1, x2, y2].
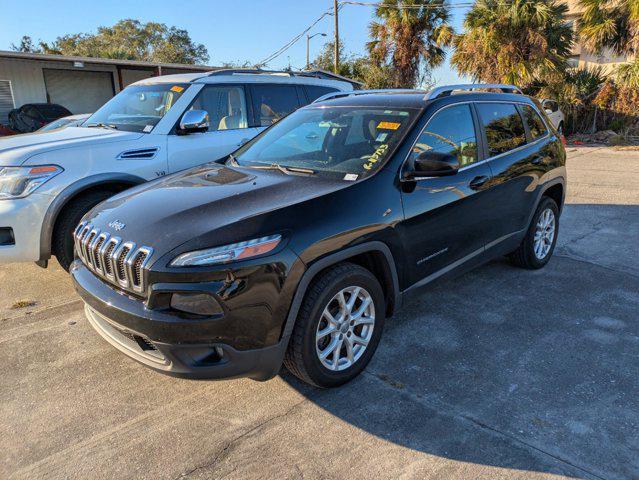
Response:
[117, 147, 159, 159]
[74, 222, 153, 293]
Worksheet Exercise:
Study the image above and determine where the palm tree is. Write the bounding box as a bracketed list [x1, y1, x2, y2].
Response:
[451, 0, 573, 88]
[578, 0, 639, 87]
[367, 0, 453, 88]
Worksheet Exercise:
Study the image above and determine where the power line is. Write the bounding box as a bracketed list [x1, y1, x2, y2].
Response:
[256, 1, 473, 69]
[341, 1, 475, 9]
[257, 6, 340, 67]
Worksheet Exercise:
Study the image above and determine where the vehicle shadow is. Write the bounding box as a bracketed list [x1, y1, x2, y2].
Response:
[280, 204, 639, 479]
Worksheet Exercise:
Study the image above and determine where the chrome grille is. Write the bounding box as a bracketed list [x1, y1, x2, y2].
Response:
[74, 221, 153, 294]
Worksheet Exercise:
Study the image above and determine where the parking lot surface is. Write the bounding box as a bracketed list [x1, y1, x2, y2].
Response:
[1, 146, 638, 479]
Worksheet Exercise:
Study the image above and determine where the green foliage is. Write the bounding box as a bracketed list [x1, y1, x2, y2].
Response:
[577, 0, 639, 57]
[12, 19, 208, 65]
[10, 35, 39, 53]
[367, 0, 453, 88]
[451, 0, 573, 88]
[310, 41, 395, 89]
[615, 59, 639, 88]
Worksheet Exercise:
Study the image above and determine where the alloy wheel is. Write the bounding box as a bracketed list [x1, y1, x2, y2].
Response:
[533, 208, 556, 260]
[315, 286, 375, 371]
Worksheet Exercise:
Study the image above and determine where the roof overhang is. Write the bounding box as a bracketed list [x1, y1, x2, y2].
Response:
[0, 50, 215, 71]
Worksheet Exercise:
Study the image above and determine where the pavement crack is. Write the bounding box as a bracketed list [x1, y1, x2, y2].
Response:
[554, 253, 639, 280]
[365, 370, 607, 480]
[174, 397, 308, 479]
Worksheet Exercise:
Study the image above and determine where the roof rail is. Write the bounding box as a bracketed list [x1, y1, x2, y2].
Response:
[313, 88, 427, 103]
[312, 84, 523, 104]
[426, 83, 523, 99]
[205, 68, 363, 87]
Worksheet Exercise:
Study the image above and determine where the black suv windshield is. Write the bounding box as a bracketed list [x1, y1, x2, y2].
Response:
[233, 106, 418, 179]
[84, 84, 187, 133]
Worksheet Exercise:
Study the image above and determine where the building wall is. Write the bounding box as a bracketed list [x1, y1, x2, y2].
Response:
[0, 58, 121, 109]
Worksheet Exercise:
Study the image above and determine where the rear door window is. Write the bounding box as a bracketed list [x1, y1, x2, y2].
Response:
[250, 84, 302, 126]
[476, 103, 527, 157]
[522, 105, 548, 140]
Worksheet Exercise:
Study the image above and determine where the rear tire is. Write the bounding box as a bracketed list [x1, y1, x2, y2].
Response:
[283, 262, 385, 388]
[508, 197, 559, 269]
[52, 190, 115, 271]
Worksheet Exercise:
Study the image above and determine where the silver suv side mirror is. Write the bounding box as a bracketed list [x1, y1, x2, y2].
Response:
[179, 110, 209, 134]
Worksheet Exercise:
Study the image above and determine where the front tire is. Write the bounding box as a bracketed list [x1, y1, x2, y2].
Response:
[508, 197, 559, 269]
[283, 263, 385, 388]
[52, 190, 115, 271]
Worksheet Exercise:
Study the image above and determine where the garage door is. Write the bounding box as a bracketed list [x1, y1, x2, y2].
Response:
[43, 69, 115, 114]
[0, 80, 14, 125]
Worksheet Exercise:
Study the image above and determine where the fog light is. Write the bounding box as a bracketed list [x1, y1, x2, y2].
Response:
[170, 292, 223, 316]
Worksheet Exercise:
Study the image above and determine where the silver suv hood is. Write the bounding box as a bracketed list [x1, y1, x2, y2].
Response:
[0, 127, 144, 167]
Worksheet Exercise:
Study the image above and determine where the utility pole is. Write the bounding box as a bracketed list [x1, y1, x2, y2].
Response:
[333, 0, 339, 73]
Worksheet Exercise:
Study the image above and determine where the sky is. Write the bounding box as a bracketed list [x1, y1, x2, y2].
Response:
[0, 0, 470, 86]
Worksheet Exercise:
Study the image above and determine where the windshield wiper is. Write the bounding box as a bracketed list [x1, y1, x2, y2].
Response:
[248, 163, 315, 176]
[85, 122, 118, 130]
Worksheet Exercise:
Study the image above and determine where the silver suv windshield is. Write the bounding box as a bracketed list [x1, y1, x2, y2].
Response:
[84, 84, 187, 133]
[232, 106, 418, 180]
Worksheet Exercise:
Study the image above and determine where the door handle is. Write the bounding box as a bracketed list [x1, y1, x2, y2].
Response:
[469, 175, 489, 190]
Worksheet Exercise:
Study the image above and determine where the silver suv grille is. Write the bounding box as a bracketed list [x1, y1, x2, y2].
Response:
[74, 221, 153, 294]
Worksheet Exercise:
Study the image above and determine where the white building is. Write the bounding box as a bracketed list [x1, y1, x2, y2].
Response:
[0, 50, 214, 125]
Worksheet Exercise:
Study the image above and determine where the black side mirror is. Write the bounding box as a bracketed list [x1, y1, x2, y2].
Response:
[406, 151, 460, 179]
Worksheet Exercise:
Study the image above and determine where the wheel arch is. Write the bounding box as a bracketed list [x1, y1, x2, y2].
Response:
[281, 242, 401, 343]
[39, 173, 146, 262]
[541, 180, 565, 214]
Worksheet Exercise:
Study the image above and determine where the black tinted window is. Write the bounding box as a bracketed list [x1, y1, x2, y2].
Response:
[305, 85, 338, 102]
[251, 85, 301, 126]
[522, 105, 548, 140]
[412, 104, 478, 167]
[476, 103, 526, 157]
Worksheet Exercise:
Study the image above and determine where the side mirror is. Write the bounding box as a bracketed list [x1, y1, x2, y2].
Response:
[179, 110, 209, 134]
[405, 151, 460, 179]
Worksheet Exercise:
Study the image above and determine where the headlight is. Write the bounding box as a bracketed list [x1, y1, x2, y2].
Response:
[0, 165, 63, 200]
[170, 235, 282, 267]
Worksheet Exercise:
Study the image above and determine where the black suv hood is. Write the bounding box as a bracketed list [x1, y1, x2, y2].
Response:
[84, 163, 348, 260]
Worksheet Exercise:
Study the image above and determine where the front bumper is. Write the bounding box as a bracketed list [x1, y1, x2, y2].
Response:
[0, 194, 51, 263]
[71, 261, 293, 381]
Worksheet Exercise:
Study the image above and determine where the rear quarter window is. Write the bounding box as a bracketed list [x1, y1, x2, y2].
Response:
[522, 105, 548, 140]
[476, 103, 527, 157]
[304, 85, 338, 102]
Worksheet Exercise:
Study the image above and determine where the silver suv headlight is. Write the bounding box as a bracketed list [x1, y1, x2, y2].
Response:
[170, 235, 282, 267]
[0, 165, 63, 200]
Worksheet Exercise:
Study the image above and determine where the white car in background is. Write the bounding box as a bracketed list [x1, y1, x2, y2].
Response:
[38, 114, 92, 132]
[0, 69, 353, 269]
[541, 99, 565, 134]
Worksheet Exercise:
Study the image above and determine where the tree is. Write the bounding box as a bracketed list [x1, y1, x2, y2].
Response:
[10, 35, 40, 53]
[12, 19, 209, 65]
[367, 0, 453, 88]
[578, 0, 639, 87]
[310, 41, 395, 89]
[451, 0, 573, 88]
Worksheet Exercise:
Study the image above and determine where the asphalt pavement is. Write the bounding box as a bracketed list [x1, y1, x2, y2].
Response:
[1, 146, 637, 479]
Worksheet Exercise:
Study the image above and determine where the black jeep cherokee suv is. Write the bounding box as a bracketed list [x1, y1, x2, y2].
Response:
[71, 85, 566, 388]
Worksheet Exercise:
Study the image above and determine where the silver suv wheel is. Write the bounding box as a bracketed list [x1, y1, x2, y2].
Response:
[533, 208, 556, 260]
[315, 286, 375, 371]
